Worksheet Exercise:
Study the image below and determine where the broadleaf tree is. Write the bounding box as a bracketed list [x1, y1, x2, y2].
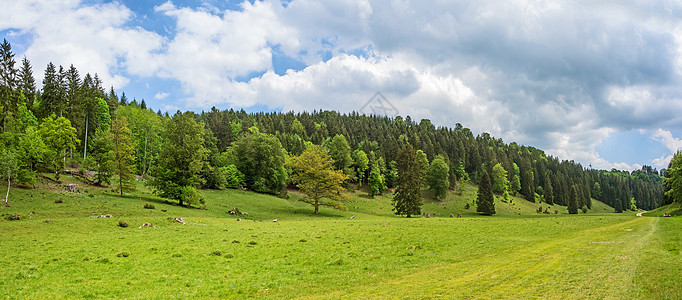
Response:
[287, 145, 349, 214]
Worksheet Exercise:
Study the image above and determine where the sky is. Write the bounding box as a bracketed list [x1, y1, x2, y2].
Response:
[2, 0, 682, 171]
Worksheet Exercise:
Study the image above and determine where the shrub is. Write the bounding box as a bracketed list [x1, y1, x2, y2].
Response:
[464, 203, 470, 209]
[144, 203, 155, 209]
[581, 205, 588, 213]
[118, 220, 129, 228]
[554, 210, 558, 214]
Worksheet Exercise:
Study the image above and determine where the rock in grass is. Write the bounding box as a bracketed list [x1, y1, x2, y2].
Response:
[6, 214, 21, 221]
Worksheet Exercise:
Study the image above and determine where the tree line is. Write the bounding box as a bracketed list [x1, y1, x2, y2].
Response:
[0, 39, 665, 213]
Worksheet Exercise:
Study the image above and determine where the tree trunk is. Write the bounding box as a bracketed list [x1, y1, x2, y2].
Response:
[83, 115, 89, 160]
[4, 176, 9, 206]
[314, 198, 319, 214]
[142, 131, 148, 178]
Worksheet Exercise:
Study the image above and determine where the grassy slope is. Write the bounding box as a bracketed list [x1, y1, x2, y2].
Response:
[0, 176, 678, 299]
[642, 202, 682, 217]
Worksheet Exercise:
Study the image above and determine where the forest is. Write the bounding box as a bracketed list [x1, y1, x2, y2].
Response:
[0, 39, 668, 212]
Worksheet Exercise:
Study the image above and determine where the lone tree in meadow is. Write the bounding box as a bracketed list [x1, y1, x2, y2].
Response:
[287, 145, 349, 214]
[392, 143, 423, 217]
[477, 170, 495, 215]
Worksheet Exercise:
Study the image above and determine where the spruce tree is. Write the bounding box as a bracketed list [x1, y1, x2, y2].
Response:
[568, 185, 579, 214]
[476, 170, 495, 215]
[392, 143, 422, 217]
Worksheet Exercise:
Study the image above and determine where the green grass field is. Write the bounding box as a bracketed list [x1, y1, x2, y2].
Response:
[0, 176, 679, 299]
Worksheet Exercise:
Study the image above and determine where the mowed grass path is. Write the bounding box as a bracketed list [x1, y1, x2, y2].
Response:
[0, 180, 679, 299]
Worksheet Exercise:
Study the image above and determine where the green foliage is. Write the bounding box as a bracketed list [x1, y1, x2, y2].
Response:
[592, 182, 602, 200]
[393, 144, 423, 217]
[428, 155, 449, 200]
[87, 129, 113, 185]
[352, 149, 369, 185]
[454, 159, 468, 182]
[385, 160, 398, 188]
[491, 163, 509, 194]
[221, 164, 245, 188]
[568, 185, 579, 214]
[180, 186, 205, 207]
[476, 170, 495, 215]
[510, 163, 521, 194]
[415, 150, 429, 188]
[328, 134, 353, 175]
[149, 112, 208, 206]
[95, 97, 111, 132]
[111, 118, 136, 195]
[368, 160, 386, 196]
[664, 152, 682, 204]
[233, 128, 288, 195]
[286, 145, 349, 214]
[39, 115, 80, 182]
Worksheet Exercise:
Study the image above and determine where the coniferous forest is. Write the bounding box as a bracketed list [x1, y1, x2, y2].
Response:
[0, 39, 666, 211]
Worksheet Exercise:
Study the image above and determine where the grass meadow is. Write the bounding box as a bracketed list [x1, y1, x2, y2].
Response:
[0, 176, 679, 299]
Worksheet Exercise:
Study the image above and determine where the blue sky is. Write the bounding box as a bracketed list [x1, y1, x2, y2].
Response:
[2, 0, 682, 171]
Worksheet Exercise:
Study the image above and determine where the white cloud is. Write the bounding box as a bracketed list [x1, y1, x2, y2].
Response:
[651, 129, 682, 153]
[0, 0, 164, 89]
[154, 92, 169, 100]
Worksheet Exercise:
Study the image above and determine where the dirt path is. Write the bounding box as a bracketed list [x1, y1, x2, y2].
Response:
[636, 211, 647, 217]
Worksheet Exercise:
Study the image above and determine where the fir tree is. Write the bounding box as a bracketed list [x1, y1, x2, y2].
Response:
[476, 170, 495, 215]
[392, 143, 423, 217]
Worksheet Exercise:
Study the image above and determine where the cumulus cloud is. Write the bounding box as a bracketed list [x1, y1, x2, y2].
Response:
[0, 0, 164, 89]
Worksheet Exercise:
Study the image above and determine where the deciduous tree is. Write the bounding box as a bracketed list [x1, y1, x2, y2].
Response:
[287, 146, 349, 214]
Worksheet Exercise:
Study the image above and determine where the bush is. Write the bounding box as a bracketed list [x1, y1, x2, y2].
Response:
[581, 205, 588, 213]
[144, 203, 155, 209]
[118, 220, 129, 228]
[180, 186, 205, 207]
[464, 203, 470, 209]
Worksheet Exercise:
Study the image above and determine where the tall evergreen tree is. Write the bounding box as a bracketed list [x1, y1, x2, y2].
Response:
[568, 185, 579, 214]
[111, 117, 136, 195]
[149, 111, 208, 206]
[392, 143, 422, 217]
[18, 57, 37, 109]
[476, 170, 495, 215]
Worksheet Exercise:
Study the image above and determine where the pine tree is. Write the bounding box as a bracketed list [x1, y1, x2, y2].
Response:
[476, 170, 495, 215]
[392, 143, 422, 217]
[111, 117, 136, 195]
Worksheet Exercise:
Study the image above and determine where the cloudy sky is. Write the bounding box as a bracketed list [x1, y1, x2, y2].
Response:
[2, 0, 682, 171]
